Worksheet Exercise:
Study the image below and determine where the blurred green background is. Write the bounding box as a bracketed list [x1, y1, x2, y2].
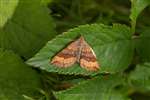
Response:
[49, 0, 150, 34]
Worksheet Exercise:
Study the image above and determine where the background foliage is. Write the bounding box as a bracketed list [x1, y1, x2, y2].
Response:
[0, 0, 150, 100]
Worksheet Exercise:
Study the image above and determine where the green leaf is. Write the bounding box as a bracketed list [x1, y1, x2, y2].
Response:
[0, 0, 56, 59]
[130, 0, 150, 21]
[0, 0, 19, 28]
[55, 75, 130, 100]
[128, 63, 150, 92]
[130, 0, 150, 33]
[41, 0, 52, 5]
[27, 24, 134, 75]
[0, 49, 42, 100]
[136, 27, 150, 62]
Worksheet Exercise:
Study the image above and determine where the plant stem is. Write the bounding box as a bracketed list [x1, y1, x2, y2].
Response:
[131, 19, 136, 34]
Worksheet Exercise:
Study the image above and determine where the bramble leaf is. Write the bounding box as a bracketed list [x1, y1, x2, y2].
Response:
[55, 75, 130, 100]
[0, 49, 42, 100]
[27, 24, 134, 75]
[0, 0, 19, 28]
[128, 63, 150, 92]
[0, 0, 56, 59]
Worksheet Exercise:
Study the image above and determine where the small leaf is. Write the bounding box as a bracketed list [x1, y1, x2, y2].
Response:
[130, 0, 150, 33]
[27, 24, 134, 75]
[128, 63, 150, 92]
[0, 0, 19, 28]
[55, 75, 130, 100]
[130, 0, 150, 21]
[136, 27, 150, 62]
[0, 0, 56, 59]
[0, 49, 42, 100]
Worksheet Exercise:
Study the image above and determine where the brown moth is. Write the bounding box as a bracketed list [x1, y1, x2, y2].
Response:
[51, 36, 99, 71]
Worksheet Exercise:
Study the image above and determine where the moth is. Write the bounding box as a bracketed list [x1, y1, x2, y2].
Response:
[51, 36, 99, 71]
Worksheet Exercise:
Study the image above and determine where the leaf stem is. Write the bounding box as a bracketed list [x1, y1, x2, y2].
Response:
[131, 20, 136, 34]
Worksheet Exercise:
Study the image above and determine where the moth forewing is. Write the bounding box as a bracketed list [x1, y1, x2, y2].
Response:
[79, 39, 99, 71]
[51, 38, 79, 67]
[51, 36, 100, 71]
